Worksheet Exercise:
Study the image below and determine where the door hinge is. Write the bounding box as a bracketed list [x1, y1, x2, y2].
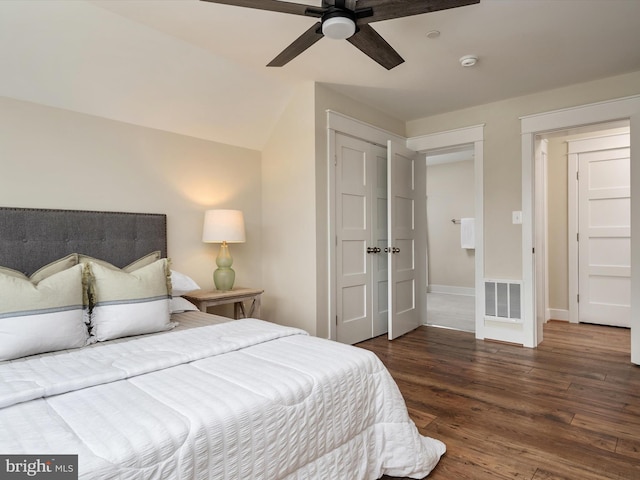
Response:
[336, 315, 338, 325]
[532, 247, 535, 254]
[577, 294, 580, 303]
[577, 233, 579, 242]
[334, 154, 337, 166]
[576, 171, 579, 181]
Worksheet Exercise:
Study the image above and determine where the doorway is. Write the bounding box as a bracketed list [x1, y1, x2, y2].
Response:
[520, 94, 640, 361]
[407, 124, 485, 340]
[536, 121, 631, 329]
[425, 145, 476, 332]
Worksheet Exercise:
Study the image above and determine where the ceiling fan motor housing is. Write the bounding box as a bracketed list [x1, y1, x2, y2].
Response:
[322, 10, 357, 40]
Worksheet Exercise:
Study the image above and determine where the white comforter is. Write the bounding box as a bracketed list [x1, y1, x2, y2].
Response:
[0, 319, 445, 479]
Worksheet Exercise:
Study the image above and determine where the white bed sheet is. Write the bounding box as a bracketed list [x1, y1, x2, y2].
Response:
[0, 318, 444, 479]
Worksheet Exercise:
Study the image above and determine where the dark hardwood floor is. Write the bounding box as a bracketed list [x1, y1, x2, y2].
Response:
[358, 321, 640, 480]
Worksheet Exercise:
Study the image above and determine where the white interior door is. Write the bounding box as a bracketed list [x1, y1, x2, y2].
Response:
[335, 134, 388, 344]
[336, 134, 372, 344]
[388, 140, 425, 339]
[578, 135, 630, 327]
[534, 138, 548, 330]
[373, 148, 390, 337]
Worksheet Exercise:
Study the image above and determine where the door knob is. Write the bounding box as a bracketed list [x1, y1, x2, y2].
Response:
[384, 247, 390, 253]
[392, 247, 400, 253]
[367, 247, 374, 254]
[374, 247, 381, 253]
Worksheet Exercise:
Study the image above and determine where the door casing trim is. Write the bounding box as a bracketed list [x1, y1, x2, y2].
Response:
[520, 94, 640, 356]
[408, 125, 485, 340]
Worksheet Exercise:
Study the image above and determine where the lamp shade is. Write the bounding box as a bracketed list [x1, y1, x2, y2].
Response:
[202, 209, 246, 243]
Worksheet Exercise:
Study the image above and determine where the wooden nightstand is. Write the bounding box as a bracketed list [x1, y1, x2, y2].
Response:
[183, 288, 264, 319]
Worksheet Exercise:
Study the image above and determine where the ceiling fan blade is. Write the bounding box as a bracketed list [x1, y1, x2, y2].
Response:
[357, 0, 480, 24]
[267, 22, 324, 67]
[347, 24, 404, 70]
[200, 0, 310, 16]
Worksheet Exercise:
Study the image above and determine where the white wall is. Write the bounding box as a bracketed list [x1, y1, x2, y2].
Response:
[0, 96, 263, 292]
[0, 1, 292, 151]
[260, 82, 406, 337]
[426, 160, 475, 289]
[8, 67, 640, 343]
[0, 85, 404, 337]
[407, 70, 640, 282]
[261, 83, 318, 333]
[546, 137, 569, 312]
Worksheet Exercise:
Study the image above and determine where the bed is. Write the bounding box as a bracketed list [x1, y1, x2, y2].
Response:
[0, 207, 445, 480]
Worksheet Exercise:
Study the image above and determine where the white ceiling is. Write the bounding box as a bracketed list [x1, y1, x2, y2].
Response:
[2, 0, 640, 150]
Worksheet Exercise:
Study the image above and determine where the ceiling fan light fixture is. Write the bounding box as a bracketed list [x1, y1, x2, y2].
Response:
[322, 16, 356, 40]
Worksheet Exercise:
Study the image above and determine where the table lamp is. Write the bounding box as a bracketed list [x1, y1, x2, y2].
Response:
[202, 209, 246, 291]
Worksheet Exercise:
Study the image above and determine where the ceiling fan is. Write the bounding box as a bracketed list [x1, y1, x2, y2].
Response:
[200, 0, 480, 70]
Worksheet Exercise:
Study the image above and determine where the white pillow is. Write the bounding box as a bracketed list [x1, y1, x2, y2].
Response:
[170, 270, 200, 296]
[88, 259, 174, 342]
[0, 263, 90, 361]
[170, 296, 199, 314]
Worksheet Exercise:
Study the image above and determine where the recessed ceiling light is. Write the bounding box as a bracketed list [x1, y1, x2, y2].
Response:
[459, 55, 478, 67]
[426, 30, 441, 39]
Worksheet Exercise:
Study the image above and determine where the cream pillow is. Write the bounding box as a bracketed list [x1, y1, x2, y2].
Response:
[0, 253, 78, 283]
[87, 259, 173, 341]
[0, 266, 27, 280]
[30, 253, 79, 283]
[0, 263, 90, 361]
[79, 251, 161, 273]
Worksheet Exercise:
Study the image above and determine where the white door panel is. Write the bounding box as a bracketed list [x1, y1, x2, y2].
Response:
[388, 140, 423, 340]
[336, 135, 372, 344]
[336, 134, 422, 344]
[578, 139, 630, 327]
[336, 134, 389, 344]
[373, 150, 389, 337]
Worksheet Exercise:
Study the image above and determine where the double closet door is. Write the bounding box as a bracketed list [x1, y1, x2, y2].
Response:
[335, 133, 425, 345]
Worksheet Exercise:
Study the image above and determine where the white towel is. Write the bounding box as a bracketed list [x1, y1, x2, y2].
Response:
[461, 218, 475, 249]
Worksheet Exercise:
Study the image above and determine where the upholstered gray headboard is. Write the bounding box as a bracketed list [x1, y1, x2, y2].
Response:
[0, 207, 167, 275]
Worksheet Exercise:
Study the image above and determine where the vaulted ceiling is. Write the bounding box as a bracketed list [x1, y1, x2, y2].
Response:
[2, 0, 640, 150]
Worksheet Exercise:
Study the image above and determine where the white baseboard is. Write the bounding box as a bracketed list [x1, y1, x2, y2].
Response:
[547, 308, 569, 321]
[428, 284, 475, 296]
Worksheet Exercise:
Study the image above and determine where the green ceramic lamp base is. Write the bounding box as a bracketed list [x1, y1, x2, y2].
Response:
[214, 241, 235, 291]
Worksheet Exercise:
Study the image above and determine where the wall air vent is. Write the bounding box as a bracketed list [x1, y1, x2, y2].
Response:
[485, 279, 522, 321]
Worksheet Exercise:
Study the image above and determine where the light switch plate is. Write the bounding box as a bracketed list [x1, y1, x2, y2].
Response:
[512, 211, 523, 225]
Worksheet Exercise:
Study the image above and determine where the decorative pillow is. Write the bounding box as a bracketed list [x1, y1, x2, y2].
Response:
[79, 251, 161, 273]
[170, 296, 199, 314]
[30, 253, 79, 283]
[0, 253, 78, 283]
[87, 259, 174, 341]
[0, 266, 27, 280]
[0, 263, 90, 361]
[170, 270, 201, 296]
